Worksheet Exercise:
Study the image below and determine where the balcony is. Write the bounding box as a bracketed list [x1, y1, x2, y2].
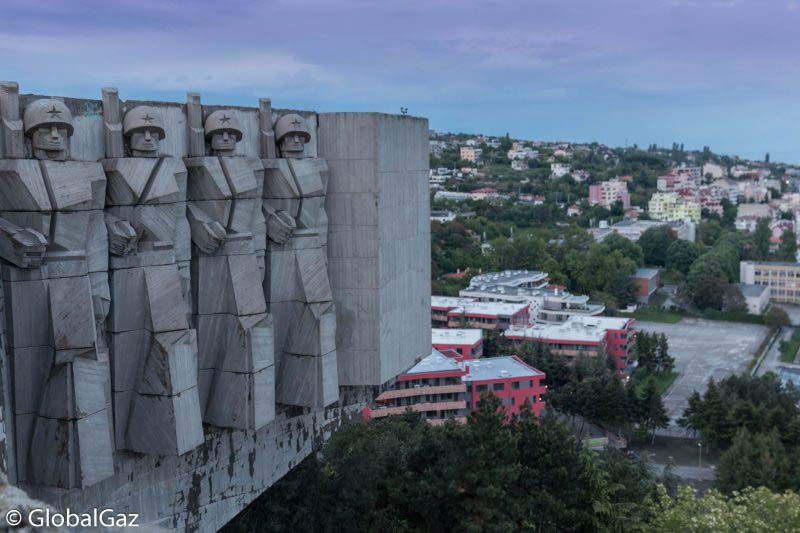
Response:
[375, 384, 466, 402]
[369, 401, 467, 418]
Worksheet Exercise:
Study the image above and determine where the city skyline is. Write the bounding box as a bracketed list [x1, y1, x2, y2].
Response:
[3, 0, 799, 162]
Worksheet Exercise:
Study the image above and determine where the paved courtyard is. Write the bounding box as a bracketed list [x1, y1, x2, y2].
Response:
[636, 319, 769, 435]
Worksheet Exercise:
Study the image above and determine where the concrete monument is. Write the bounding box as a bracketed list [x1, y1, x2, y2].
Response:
[0, 87, 114, 488]
[262, 109, 338, 408]
[101, 89, 204, 455]
[184, 94, 274, 430]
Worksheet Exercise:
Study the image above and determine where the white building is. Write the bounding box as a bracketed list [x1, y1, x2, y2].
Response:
[434, 191, 473, 202]
[551, 163, 571, 179]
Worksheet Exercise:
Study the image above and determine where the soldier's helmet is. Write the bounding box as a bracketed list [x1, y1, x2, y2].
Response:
[274, 113, 311, 143]
[123, 106, 166, 138]
[23, 99, 74, 137]
[204, 110, 243, 140]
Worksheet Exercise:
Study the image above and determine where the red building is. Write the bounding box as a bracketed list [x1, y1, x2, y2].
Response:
[505, 316, 636, 372]
[632, 268, 659, 303]
[432, 328, 483, 360]
[364, 350, 546, 424]
[431, 296, 529, 330]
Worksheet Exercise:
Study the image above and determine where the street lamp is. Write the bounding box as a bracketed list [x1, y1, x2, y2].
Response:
[698, 442, 702, 469]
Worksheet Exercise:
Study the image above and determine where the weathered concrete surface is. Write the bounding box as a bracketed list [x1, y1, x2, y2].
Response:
[320, 113, 431, 386]
[0, 90, 430, 531]
[637, 318, 768, 435]
[21, 402, 365, 531]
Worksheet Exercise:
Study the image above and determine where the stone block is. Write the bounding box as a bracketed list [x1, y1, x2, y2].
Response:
[0, 159, 51, 212]
[41, 161, 106, 211]
[201, 366, 274, 430]
[125, 388, 204, 456]
[275, 350, 337, 408]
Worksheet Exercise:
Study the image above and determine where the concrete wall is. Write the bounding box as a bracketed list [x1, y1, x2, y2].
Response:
[319, 113, 431, 385]
[0, 92, 430, 530]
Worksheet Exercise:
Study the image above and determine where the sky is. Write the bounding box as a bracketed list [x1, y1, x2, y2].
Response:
[3, 0, 800, 162]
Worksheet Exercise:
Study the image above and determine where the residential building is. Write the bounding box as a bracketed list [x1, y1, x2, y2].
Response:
[588, 178, 630, 209]
[432, 328, 483, 360]
[365, 350, 546, 424]
[464, 357, 546, 419]
[459, 270, 606, 325]
[735, 203, 772, 232]
[431, 296, 530, 330]
[571, 170, 590, 182]
[648, 192, 701, 223]
[504, 316, 636, 371]
[434, 190, 472, 202]
[740, 261, 800, 304]
[460, 146, 482, 163]
[550, 162, 571, 179]
[632, 268, 659, 303]
[511, 159, 527, 171]
[365, 350, 469, 424]
[430, 210, 456, 223]
[567, 204, 582, 217]
[507, 148, 538, 160]
[470, 187, 507, 201]
[702, 162, 726, 179]
[739, 283, 770, 314]
[590, 218, 695, 243]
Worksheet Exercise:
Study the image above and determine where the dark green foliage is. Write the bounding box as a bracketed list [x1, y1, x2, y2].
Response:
[226, 403, 659, 532]
[678, 373, 800, 450]
[638, 226, 675, 267]
[665, 239, 702, 275]
[779, 229, 798, 262]
[715, 429, 800, 494]
[753, 218, 771, 260]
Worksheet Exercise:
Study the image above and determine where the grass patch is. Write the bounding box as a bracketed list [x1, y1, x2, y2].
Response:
[779, 328, 800, 364]
[630, 369, 679, 395]
[622, 307, 684, 324]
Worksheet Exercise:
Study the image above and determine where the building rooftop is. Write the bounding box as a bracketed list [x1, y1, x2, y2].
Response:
[467, 270, 548, 290]
[504, 316, 632, 343]
[431, 296, 477, 309]
[738, 283, 769, 297]
[634, 268, 660, 279]
[432, 328, 483, 346]
[405, 349, 464, 375]
[742, 260, 800, 267]
[463, 356, 543, 381]
[456, 301, 529, 317]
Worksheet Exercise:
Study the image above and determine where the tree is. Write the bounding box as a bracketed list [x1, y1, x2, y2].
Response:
[639, 226, 675, 266]
[721, 283, 747, 313]
[604, 233, 644, 266]
[765, 306, 791, 327]
[665, 239, 702, 275]
[715, 429, 795, 493]
[721, 198, 737, 227]
[685, 255, 728, 309]
[779, 229, 798, 262]
[753, 217, 771, 260]
[648, 485, 800, 531]
[640, 377, 669, 443]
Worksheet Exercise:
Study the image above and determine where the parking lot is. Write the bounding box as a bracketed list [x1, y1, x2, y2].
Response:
[636, 318, 769, 435]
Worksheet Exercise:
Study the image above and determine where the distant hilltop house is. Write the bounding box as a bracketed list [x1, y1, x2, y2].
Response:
[648, 192, 701, 223]
[589, 178, 630, 209]
[735, 203, 772, 232]
[430, 209, 457, 223]
[460, 146, 483, 163]
[590, 218, 696, 243]
[550, 162, 571, 179]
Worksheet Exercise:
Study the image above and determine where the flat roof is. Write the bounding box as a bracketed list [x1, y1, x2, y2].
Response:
[742, 260, 800, 267]
[431, 296, 477, 308]
[405, 349, 464, 375]
[504, 316, 631, 343]
[467, 270, 548, 289]
[456, 301, 529, 316]
[432, 328, 483, 346]
[463, 356, 543, 381]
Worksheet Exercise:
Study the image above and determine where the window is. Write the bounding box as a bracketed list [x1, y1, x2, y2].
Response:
[494, 383, 505, 391]
[476, 384, 488, 393]
[512, 381, 520, 390]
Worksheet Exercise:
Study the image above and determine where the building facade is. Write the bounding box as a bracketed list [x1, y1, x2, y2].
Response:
[432, 328, 484, 360]
[740, 261, 800, 304]
[588, 178, 630, 209]
[648, 192, 701, 223]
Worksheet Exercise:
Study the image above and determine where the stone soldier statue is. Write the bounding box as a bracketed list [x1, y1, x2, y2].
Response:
[101, 89, 203, 455]
[184, 94, 274, 430]
[261, 108, 339, 408]
[0, 85, 114, 488]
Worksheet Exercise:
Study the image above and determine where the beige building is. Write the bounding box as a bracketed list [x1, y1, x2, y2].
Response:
[648, 192, 701, 223]
[460, 146, 482, 163]
[740, 261, 800, 304]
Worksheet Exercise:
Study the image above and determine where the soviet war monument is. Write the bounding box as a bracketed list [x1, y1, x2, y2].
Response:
[0, 82, 430, 530]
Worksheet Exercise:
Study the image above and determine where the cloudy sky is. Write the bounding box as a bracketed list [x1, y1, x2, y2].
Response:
[3, 0, 800, 162]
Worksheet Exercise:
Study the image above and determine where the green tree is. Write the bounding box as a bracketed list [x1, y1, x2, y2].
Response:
[779, 229, 798, 262]
[641, 377, 669, 443]
[665, 239, 702, 275]
[685, 255, 728, 309]
[648, 485, 800, 531]
[721, 197, 737, 227]
[765, 306, 791, 327]
[715, 429, 796, 493]
[753, 217, 771, 260]
[604, 233, 644, 266]
[638, 226, 675, 266]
